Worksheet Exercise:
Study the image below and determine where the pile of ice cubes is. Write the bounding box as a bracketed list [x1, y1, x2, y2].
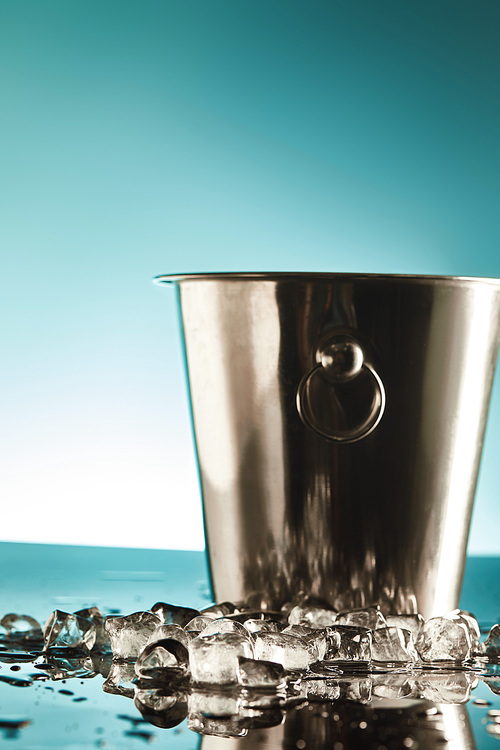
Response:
[2, 595, 500, 735]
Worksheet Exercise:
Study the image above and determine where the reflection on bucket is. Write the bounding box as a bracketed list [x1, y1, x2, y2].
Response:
[155, 273, 500, 618]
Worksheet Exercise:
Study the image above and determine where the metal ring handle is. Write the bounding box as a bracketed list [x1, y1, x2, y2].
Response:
[296, 336, 386, 443]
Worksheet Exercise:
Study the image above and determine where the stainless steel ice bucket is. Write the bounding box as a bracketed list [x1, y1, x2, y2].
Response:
[155, 273, 500, 618]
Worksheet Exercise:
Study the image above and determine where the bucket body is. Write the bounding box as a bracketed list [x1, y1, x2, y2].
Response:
[156, 273, 500, 618]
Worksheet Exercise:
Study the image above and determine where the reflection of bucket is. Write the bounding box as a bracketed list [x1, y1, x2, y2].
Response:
[155, 273, 500, 618]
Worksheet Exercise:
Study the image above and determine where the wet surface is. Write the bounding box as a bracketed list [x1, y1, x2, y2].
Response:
[0, 544, 499, 749]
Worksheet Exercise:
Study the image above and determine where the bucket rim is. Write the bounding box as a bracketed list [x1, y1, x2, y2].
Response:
[153, 271, 500, 286]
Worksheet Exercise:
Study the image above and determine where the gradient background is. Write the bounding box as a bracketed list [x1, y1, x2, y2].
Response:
[1, 0, 499, 553]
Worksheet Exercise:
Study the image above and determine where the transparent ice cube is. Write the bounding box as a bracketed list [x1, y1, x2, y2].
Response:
[43, 609, 96, 651]
[237, 656, 286, 688]
[104, 611, 161, 661]
[150, 602, 200, 627]
[242, 618, 281, 634]
[483, 624, 500, 659]
[371, 626, 418, 663]
[335, 605, 387, 630]
[446, 609, 481, 650]
[185, 615, 219, 634]
[146, 623, 190, 649]
[253, 632, 313, 671]
[135, 638, 189, 680]
[201, 602, 241, 617]
[200, 618, 251, 638]
[416, 615, 472, 663]
[189, 632, 254, 685]
[324, 624, 372, 662]
[0, 613, 42, 641]
[281, 625, 327, 661]
[288, 603, 337, 628]
[384, 613, 424, 641]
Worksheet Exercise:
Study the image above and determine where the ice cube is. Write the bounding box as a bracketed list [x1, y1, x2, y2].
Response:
[74, 607, 108, 652]
[134, 687, 188, 729]
[200, 617, 251, 638]
[384, 613, 424, 641]
[335, 605, 387, 630]
[483, 624, 500, 659]
[146, 623, 190, 649]
[253, 632, 313, 671]
[104, 611, 161, 661]
[371, 626, 418, 663]
[324, 625, 372, 662]
[150, 602, 200, 627]
[43, 610, 96, 651]
[288, 603, 337, 628]
[242, 619, 281, 634]
[201, 602, 241, 617]
[237, 656, 286, 688]
[447, 609, 481, 650]
[185, 615, 219, 634]
[416, 615, 472, 663]
[188, 632, 254, 685]
[0, 614, 42, 641]
[135, 638, 189, 680]
[102, 660, 137, 697]
[281, 625, 327, 661]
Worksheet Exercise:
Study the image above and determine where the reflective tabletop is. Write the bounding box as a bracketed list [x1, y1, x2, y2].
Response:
[1, 543, 499, 749]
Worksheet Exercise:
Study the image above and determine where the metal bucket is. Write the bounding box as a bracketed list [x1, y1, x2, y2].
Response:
[155, 273, 500, 618]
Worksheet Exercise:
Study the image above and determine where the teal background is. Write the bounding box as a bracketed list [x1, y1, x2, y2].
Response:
[1, 0, 499, 551]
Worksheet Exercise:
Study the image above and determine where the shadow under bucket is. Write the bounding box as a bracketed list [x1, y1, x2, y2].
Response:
[155, 273, 500, 618]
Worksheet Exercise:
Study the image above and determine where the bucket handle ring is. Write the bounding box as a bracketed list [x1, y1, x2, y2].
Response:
[296, 334, 386, 443]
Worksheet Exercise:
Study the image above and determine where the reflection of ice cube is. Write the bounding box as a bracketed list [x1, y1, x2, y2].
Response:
[238, 656, 286, 688]
[413, 670, 475, 703]
[288, 604, 337, 628]
[102, 660, 137, 697]
[254, 632, 314, 671]
[134, 687, 188, 729]
[304, 678, 341, 701]
[371, 672, 414, 699]
[104, 611, 161, 660]
[416, 616, 472, 663]
[189, 633, 253, 685]
[187, 689, 247, 737]
[337, 674, 373, 703]
[371, 626, 418, 663]
[43, 610, 96, 651]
